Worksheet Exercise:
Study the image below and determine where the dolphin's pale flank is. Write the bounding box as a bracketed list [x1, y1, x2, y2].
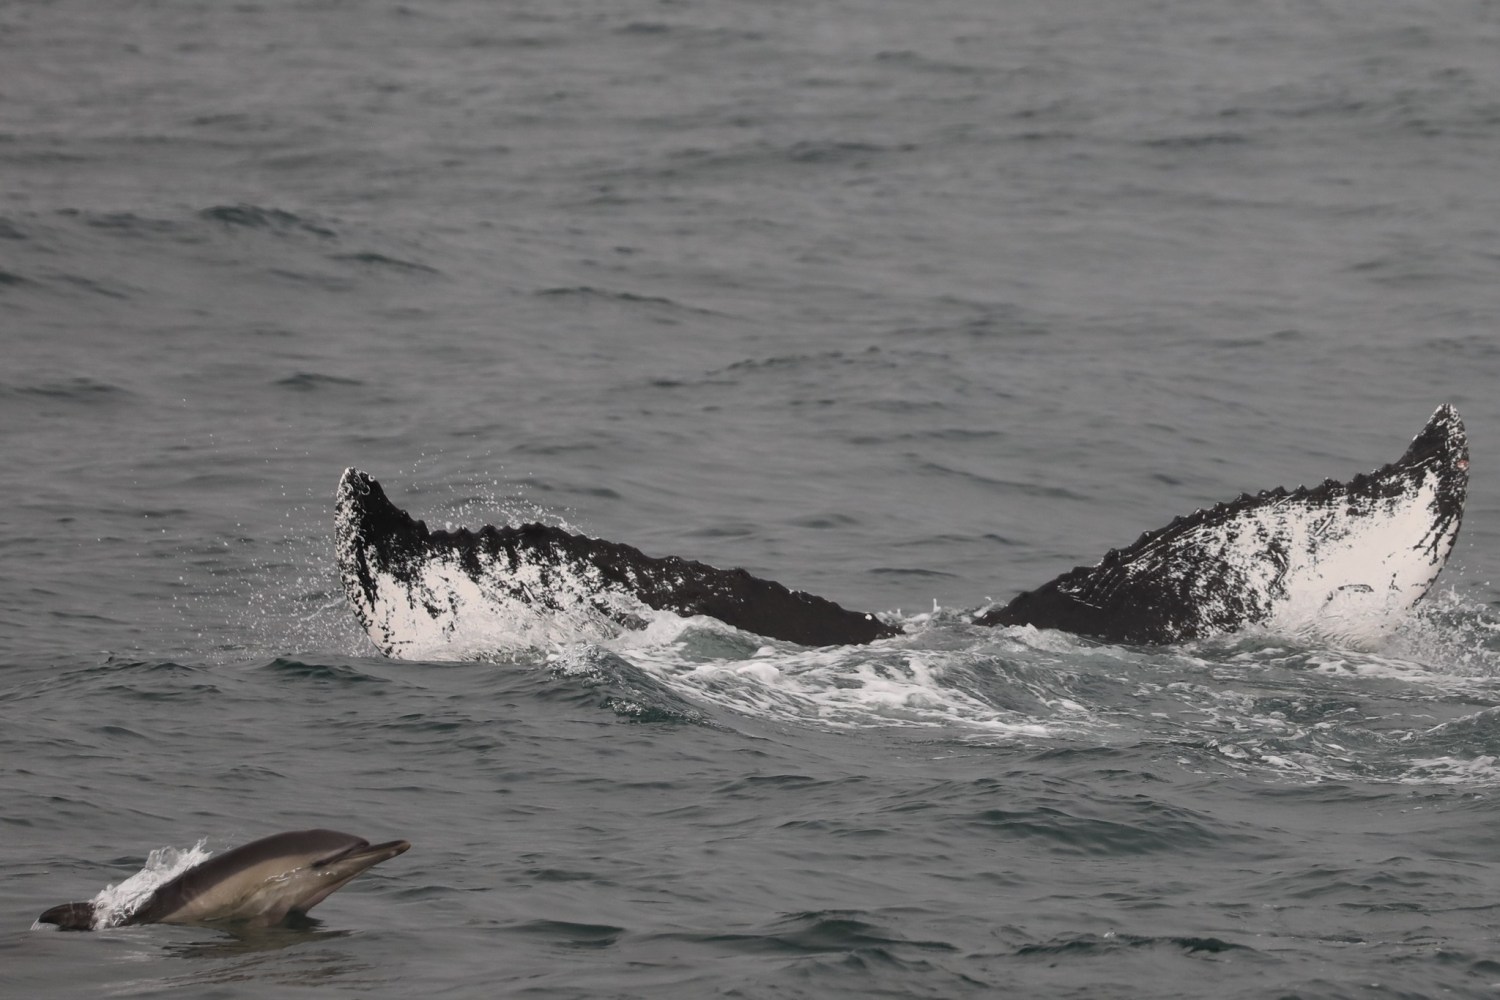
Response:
[35, 829, 411, 931]
[334, 405, 1466, 654]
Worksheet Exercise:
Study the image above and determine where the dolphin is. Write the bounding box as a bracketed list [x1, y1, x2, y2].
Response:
[35, 829, 411, 931]
[334, 404, 1466, 653]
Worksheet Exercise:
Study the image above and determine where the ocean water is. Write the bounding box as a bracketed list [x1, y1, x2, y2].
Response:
[5, 0, 1500, 996]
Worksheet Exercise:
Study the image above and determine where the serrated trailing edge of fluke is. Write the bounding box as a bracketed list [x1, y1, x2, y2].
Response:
[1081, 404, 1465, 576]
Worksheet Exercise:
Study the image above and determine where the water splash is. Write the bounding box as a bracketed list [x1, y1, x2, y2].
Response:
[89, 839, 213, 929]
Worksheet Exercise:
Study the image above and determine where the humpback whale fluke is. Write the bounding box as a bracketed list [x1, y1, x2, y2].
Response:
[977, 403, 1468, 643]
[35, 829, 411, 931]
[334, 405, 1466, 654]
[335, 469, 901, 656]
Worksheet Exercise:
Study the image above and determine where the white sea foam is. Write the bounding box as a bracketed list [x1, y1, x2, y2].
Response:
[606, 615, 1097, 739]
[87, 839, 213, 929]
[355, 556, 1500, 785]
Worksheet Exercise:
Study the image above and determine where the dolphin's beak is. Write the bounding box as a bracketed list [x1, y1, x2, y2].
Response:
[286, 837, 411, 918]
[316, 838, 411, 870]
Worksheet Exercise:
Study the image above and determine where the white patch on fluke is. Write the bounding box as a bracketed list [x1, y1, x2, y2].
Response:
[1111, 467, 1456, 647]
[980, 404, 1466, 644]
[350, 542, 646, 660]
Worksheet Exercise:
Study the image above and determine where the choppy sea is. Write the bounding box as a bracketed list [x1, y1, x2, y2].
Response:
[5, 1, 1500, 996]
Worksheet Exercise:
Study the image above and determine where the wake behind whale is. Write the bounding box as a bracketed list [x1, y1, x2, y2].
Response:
[334, 405, 1467, 658]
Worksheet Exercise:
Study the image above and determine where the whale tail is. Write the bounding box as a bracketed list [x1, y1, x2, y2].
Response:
[335, 405, 1466, 654]
[335, 470, 901, 657]
[977, 404, 1468, 644]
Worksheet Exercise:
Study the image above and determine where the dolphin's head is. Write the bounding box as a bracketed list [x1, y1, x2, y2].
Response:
[275, 833, 414, 918]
